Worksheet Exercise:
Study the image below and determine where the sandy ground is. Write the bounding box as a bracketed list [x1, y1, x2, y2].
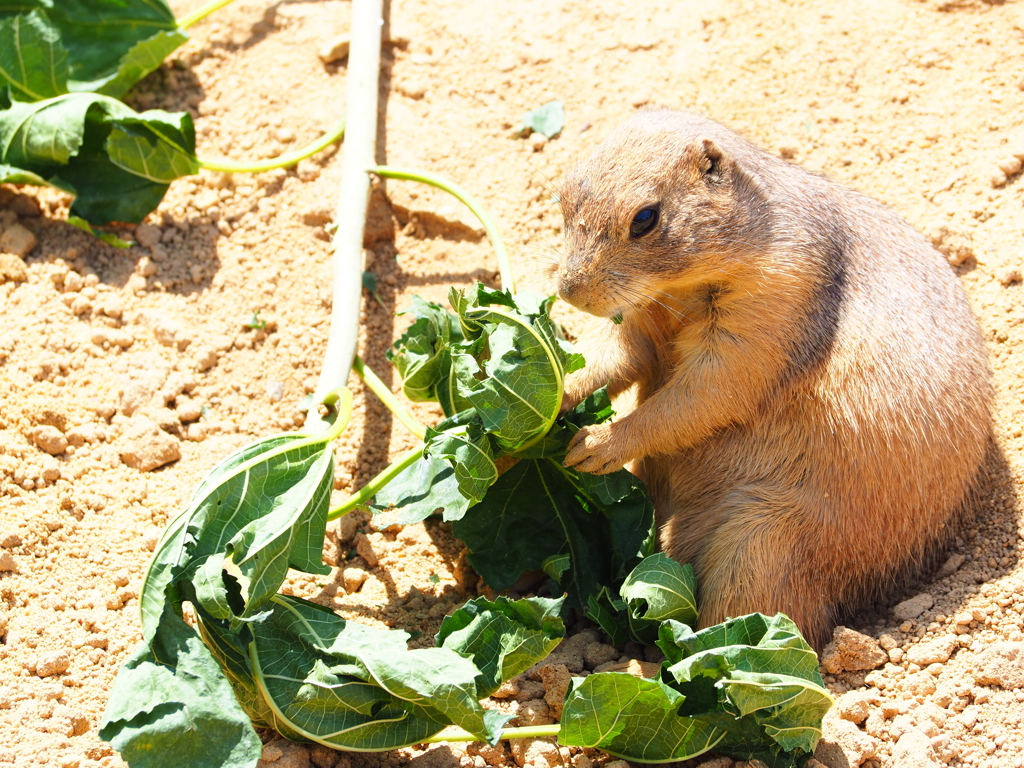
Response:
[2, 0, 1024, 767]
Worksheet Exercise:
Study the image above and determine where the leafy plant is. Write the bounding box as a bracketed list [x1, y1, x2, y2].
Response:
[0, 0, 345, 225]
[99, 389, 568, 765]
[334, 284, 655, 614]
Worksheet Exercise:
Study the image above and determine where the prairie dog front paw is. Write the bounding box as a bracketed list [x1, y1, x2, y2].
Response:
[563, 423, 628, 474]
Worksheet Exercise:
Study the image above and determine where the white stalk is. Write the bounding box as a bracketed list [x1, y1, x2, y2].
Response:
[314, 0, 384, 408]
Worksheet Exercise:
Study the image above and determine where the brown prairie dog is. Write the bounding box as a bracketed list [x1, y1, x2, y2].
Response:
[557, 109, 992, 648]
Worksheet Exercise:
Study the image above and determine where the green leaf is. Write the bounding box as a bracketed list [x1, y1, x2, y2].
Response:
[435, 595, 565, 697]
[0, 162, 47, 185]
[67, 215, 134, 247]
[619, 553, 698, 644]
[0, 92, 196, 223]
[452, 453, 653, 611]
[518, 99, 564, 139]
[140, 431, 334, 641]
[660, 613, 832, 758]
[99, 608, 262, 768]
[245, 595, 511, 750]
[386, 296, 465, 405]
[372, 452, 469, 524]
[380, 286, 587, 523]
[423, 421, 498, 509]
[560, 671, 728, 763]
[0, 10, 68, 100]
[107, 111, 199, 182]
[45, 0, 186, 98]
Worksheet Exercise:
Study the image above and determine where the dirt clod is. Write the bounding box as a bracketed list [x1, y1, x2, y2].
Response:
[972, 641, 1024, 688]
[0, 252, 28, 283]
[118, 416, 181, 471]
[0, 223, 37, 258]
[820, 627, 887, 674]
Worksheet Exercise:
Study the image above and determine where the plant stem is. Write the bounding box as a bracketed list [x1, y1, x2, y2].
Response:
[353, 356, 427, 440]
[371, 166, 514, 294]
[327, 445, 423, 520]
[422, 724, 562, 744]
[177, 0, 239, 29]
[197, 117, 345, 173]
[314, 0, 385, 408]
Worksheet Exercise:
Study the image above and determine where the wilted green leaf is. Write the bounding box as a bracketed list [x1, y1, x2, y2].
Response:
[140, 430, 334, 642]
[378, 285, 586, 524]
[241, 595, 509, 750]
[619, 553, 697, 644]
[387, 296, 465, 405]
[424, 421, 497, 508]
[560, 671, 727, 763]
[436, 595, 565, 697]
[372, 452, 468, 524]
[99, 608, 262, 768]
[0, 92, 196, 223]
[518, 99, 564, 139]
[660, 614, 832, 756]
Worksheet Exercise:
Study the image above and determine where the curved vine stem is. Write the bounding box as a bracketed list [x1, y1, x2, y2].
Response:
[197, 117, 346, 174]
[353, 356, 427, 440]
[178, 0, 239, 30]
[371, 165, 514, 294]
[327, 446, 423, 521]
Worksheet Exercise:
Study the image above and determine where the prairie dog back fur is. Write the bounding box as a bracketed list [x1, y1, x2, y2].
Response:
[557, 109, 993, 647]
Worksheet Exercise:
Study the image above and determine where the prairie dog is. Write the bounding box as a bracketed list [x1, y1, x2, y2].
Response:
[557, 109, 992, 647]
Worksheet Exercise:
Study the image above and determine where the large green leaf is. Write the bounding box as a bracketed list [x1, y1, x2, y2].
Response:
[140, 430, 334, 642]
[0, 92, 196, 223]
[0, 3, 187, 99]
[435, 595, 565, 697]
[451, 454, 653, 611]
[44, 0, 185, 97]
[0, 9, 67, 100]
[618, 553, 698, 644]
[660, 614, 831, 756]
[560, 672, 727, 763]
[99, 607, 262, 768]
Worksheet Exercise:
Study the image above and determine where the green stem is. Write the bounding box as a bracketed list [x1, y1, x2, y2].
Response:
[197, 117, 346, 173]
[371, 165, 515, 294]
[423, 724, 562, 744]
[178, 0, 239, 29]
[353, 356, 427, 440]
[327, 446, 423, 520]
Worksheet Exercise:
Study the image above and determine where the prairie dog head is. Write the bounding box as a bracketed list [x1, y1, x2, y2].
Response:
[557, 109, 771, 319]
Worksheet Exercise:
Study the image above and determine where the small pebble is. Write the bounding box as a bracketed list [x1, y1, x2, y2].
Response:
[529, 132, 548, 152]
[319, 36, 350, 64]
[996, 266, 1022, 286]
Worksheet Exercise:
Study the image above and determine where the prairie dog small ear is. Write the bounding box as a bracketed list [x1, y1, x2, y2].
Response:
[698, 137, 727, 182]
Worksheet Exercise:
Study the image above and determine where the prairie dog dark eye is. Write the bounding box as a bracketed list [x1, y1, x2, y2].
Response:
[629, 206, 659, 238]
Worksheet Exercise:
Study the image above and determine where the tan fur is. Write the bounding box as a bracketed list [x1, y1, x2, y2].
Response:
[557, 109, 993, 648]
